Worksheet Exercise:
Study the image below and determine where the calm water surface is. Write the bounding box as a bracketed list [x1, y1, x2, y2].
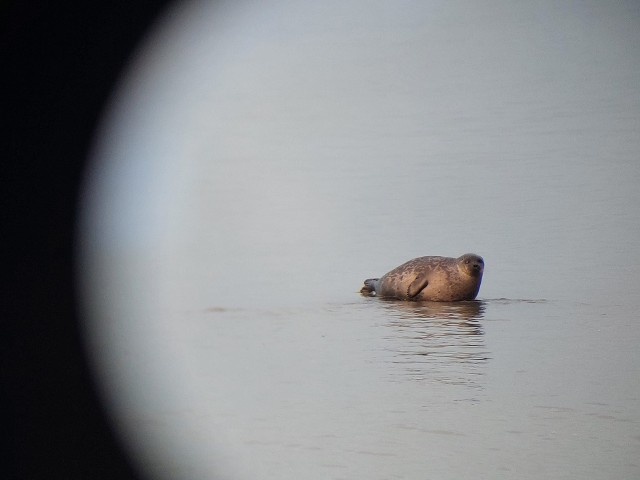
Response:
[80, 1, 640, 479]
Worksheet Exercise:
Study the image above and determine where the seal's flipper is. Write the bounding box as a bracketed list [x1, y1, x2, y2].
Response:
[407, 274, 429, 298]
[360, 278, 379, 296]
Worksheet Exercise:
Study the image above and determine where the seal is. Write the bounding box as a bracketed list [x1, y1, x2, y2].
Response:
[360, 253, 484, 301]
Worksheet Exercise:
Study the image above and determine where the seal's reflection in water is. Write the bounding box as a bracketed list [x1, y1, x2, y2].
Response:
[379, 300, 489, 387]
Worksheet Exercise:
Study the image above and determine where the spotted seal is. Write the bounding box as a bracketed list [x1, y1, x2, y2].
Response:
[360, 253, 484, 301]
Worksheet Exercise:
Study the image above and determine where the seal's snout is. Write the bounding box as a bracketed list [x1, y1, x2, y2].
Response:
[468, 260, 484, 277]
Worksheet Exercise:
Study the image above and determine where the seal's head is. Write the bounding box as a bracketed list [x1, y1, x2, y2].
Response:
[457, 253, 484, 278]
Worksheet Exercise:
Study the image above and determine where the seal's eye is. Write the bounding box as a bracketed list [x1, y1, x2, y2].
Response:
[464, 259, 469, 264]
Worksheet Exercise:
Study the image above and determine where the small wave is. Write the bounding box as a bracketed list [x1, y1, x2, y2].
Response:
[482, 298, 548, 304]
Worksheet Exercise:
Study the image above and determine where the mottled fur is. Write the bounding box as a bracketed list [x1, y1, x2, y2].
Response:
[360, 254, 484, 302]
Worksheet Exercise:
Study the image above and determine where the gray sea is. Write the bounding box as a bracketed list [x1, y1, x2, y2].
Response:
[79, 1, 640, 479]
